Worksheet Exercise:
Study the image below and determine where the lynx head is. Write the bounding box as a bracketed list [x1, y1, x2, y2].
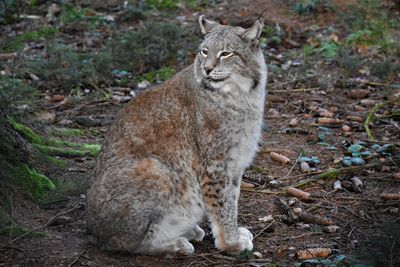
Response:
[194, 16, 266, 94]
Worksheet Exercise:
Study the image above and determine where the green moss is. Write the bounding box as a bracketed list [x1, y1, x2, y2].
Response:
[46, 156, 68, 169]
[12, 165, 54, 200]
[0, 224, 46, 238]
[10, 119, 101, 157]
[49, 127, 86, 137]
[82, 144, 101, 157]
[9, 119, 44, 144]
[34, 144, 88, 158]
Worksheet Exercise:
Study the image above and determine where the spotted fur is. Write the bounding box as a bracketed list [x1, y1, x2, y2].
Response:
[86, 16, 268, 255]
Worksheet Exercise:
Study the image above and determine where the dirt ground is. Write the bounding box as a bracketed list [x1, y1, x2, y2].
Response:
[1, 0, 399, 266]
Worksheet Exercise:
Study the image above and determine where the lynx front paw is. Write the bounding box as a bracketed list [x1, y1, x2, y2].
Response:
[237, 227, 253, 251]
[214, 227, 254, 252]
[174, 237, 195, 255]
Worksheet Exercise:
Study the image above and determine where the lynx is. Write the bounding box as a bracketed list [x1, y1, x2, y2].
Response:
[86, 15, 267, 255]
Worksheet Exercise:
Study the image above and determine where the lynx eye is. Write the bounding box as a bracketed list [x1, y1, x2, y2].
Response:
[220, 51, 233, 59]
[200, 49, 208, 57]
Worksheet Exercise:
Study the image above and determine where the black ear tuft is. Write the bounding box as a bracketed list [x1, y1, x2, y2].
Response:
[199, 15, 220, 35]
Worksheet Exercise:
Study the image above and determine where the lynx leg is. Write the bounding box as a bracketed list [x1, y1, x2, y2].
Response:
[139, 222, 195, 255]
[140, 236, 195, 255]
[201, 174, 253, 252]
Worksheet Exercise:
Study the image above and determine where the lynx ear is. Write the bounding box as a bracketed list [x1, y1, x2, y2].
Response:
[242, 19, 263, 42]
[199, 15, 220, 35]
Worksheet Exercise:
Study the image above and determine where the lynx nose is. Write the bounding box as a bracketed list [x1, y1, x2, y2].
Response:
[204, 66, 214, 75]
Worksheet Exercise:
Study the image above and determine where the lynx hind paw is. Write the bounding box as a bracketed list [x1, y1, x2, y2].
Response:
[238, 227, 253, 251]
[193, 225, 205, 242]
[174, 237, 195, 255]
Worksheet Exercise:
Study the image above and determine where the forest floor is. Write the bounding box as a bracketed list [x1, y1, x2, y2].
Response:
[1, 0, 400, 266]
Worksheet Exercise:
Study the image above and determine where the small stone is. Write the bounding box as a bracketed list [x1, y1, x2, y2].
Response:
[293, 207, 303, 214]
[342, 125, 351, 132]
[137, 80, 151, 89]
[333, 180, 342, 190]
[253, 251, 262, 258]
[381, 166, 391, 172]
[389, 207, 399, 213]
[289, 118, 298, 127]
[296, 223, 310, 230]
[258, 215, 273, 222]
[268, 108, 279, 118]
[347, 89, 369, 99]
[394, 172, 400, 180]
[318, 108, 334, 118]
[300, 161, 311, 173]
[324, 225, 339, 233]
[46, 3, 61, 21]
[111, 95, 132, 104]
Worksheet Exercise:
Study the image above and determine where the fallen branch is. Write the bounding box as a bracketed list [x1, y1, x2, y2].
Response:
[1, 203, 81, 249]
[364, 102, 385, 140]
[287, 159, 400, 188]
[253, 220, 274, 240]
[269, 87, 320, 93]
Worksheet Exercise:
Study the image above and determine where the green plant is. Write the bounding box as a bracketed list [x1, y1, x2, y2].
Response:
[0, 76, 38, 115]
[11, 164, 55, 201]
[1, 27, 57, 52]
[0, 223, 46, 238]
[141, 66, 175, 83]
[315, 41, 340, 59]
[0, 0, 19, 24]
[27, 42, 102, 91]
[293, 0, 334, 15]
[109, 21, 199, 76]
[343, 0, 399, 54]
